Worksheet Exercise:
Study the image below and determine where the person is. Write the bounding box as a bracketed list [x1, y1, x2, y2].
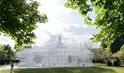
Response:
[10, 61, 14, 73]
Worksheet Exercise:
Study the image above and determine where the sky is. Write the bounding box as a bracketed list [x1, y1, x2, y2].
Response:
[0, 0, 98, 47]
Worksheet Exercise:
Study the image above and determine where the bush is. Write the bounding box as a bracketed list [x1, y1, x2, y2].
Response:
[92, 59, 105, 63]
[113, 60, 121, 66]
[91, 48, 111, 64]
[0, 45, 16, 60]
[106, 61, 112, 66]
[0, 59, 20, 65]
[113, 61, 120, 66]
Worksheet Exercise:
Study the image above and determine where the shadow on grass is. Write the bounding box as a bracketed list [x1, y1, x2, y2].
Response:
[1, 67, 117, 73]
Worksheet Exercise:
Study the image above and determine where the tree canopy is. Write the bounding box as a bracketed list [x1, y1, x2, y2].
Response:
[65, 0, 124, 53]
[0, 45, 15, 60]
[0, 0, 47, 50]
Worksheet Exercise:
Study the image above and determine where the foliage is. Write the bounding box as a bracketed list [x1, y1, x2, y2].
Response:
[0, 0, 47, 50]
[106, 61, 112, 66]
[65, 0, 124, 53]
[118, 51, 124, 63]
[112, 45, 124, 64]
[0, 45, 15, 60]
[91, 48, 111, 63]
[110, 37, 124, 53]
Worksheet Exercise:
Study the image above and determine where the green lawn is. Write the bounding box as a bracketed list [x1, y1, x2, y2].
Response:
[1, 64, 124, 73]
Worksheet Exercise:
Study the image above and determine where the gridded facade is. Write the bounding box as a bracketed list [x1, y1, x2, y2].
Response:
[17, 34, 92, 67]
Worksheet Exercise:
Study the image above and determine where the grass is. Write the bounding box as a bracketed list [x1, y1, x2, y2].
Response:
[1, 64, 124, 73]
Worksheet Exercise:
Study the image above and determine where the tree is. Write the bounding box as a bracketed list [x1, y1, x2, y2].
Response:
[0, 0, 47, 50]
[0, 45, 15, 60]
[4, 45, 15, 60]
[91, 48, 111, 63]
[65, 0, 124, 53]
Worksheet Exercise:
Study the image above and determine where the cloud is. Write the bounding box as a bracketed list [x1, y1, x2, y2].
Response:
[33, 0, 99, 46]
[38, 0, 84, 24]
[0, 0, 99, 47]
[34, 22, 98, 46]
